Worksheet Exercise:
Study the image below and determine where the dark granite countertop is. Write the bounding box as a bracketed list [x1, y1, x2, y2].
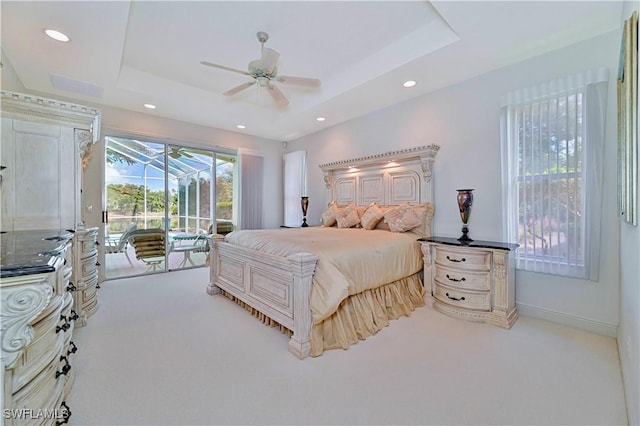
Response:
[418, 236, 519, 251]
[0, 229, 74, 278]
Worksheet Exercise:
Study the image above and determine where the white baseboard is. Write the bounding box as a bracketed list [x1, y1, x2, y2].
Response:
[516, 303, 618, 337]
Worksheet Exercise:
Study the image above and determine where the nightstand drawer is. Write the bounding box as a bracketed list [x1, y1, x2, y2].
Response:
[434, 247, 491, 271]
[434, 284, 490, 311]
[435, 265, 490, 291]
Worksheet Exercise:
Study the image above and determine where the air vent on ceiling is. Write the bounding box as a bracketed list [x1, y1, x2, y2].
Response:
[50, 73, 104, 98]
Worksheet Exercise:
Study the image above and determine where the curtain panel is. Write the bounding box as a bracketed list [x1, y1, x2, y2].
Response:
[283, 150, 307, 228]
[238, 149, 264, 230]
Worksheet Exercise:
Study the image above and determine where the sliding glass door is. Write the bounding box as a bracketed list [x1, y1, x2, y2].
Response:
[104, 136, 236, 280]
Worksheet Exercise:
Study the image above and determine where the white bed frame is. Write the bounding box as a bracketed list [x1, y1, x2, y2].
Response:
[207, 145, 440, 359]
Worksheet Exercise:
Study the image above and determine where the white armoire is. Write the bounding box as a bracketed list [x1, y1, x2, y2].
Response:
[0, 91, 101, 232]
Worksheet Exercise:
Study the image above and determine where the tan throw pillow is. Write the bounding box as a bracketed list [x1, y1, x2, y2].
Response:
[375, 207, 391, 230]
[321, 202, 340, 227]
[384, 203, 422, 232]
[361, 203, 385, 230]
[409, 203, 435, 236]
[336, 203, 360, 228]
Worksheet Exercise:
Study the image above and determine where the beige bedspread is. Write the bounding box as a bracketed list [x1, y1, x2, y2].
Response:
[224, 227, 422, 324]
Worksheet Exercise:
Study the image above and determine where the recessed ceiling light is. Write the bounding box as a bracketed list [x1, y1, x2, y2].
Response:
[316, 117, 326, 122]
[403, 80, 417, 88]
[237, 124, 246, 129]
[143, 104, 156, 109]
[44, 29, 70, 42]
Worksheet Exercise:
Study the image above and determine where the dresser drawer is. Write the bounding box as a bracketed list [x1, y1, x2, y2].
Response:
[79, 253, 98, 279]
[434, 284, 490, 311]
[435, 265, 491, 291]
[77, 236, 98, 259]
[78, 274, 98, 303]
[13, 354, 66, 415]
[12, 296, 65, 392]
[435, 246, 491, 271]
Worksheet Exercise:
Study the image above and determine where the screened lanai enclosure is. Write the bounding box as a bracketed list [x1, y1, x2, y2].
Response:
[104, 136, 237, 279]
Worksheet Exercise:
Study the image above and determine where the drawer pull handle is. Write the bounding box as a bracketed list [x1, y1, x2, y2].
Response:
[56, 356, 71, 378]
[446, 274, 466, 283]
[69, 310, 79, 321]
[445, 292, 466, 302]
[446, 255, 466, 263]
[56, 402, 71, 425]
[56, 317, 71, 333]
[66, 283, 76, 292]
[67, 341, 78, 355]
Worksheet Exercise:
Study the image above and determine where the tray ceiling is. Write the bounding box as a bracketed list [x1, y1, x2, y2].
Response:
[0, 1, 623, 141]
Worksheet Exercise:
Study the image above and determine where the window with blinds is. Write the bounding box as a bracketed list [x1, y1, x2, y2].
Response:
[516, 93, 584, 274]
[501, 69, 608, 280]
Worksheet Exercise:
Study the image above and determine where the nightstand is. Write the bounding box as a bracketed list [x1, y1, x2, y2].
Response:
[418, 237, 519, 329]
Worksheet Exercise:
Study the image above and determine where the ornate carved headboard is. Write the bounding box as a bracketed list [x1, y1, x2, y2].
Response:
[319, 145, 440, 208]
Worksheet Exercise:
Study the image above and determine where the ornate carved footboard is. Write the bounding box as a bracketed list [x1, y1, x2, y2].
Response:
[207, 234, 318, 359]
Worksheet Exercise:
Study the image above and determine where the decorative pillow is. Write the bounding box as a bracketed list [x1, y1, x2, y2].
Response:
[356, 205, 368, 219]
[409, 203, 435, 236]
[361, 203, 385, 230]
[321, 202, 340, 227]
[383, 203, 422, 232]
[336, 203, 360, 228]
[375, 207, 391, 230]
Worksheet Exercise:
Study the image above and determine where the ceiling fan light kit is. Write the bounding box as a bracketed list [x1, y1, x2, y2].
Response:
[201, 31, 321, 108]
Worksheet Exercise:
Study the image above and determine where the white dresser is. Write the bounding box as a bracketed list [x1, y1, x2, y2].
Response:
[1, 230, 78, 425]
[72, 226, 99, 327]
[420, 237, 519, 329]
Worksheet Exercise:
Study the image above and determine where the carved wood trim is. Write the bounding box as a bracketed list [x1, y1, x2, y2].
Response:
[1, 90, 101, 142]
[319, 145, 439, 181]
[1, 281, 53, 368]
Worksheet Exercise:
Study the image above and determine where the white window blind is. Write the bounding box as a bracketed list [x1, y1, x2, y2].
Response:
[283, 150, 306, 227]
[500, 69, 608, 280]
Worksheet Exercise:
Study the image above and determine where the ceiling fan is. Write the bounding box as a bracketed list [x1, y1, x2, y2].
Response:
[168, 146, 193, 159]
[149, 146, 194, 159]
[200, 31, 321, 108]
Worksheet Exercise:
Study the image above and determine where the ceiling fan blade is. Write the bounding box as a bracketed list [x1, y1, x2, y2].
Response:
[266, 83, 289, 108]
[259, 48, 280, 73]
[276, 75, 321, 88]
[201, 61, 250, 76]
[222, 81, 256, 96]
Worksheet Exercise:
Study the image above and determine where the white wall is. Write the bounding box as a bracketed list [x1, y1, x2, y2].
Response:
[289, 30, 622, 336]
[0, 50, 25, 92]
[618, 3, 639, 425]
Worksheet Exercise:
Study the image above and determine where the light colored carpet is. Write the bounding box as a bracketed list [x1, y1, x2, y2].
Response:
[68, 268, 628, 425]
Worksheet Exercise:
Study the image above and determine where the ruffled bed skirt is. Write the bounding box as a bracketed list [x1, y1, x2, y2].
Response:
[221, 271, 425, 357]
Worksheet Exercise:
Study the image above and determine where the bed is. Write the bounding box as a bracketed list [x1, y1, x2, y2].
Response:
[207, 145, 440, 358]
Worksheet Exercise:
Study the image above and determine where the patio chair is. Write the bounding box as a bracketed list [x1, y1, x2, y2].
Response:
[105, 222, 137, 267]
[128, 229, 166, 271]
